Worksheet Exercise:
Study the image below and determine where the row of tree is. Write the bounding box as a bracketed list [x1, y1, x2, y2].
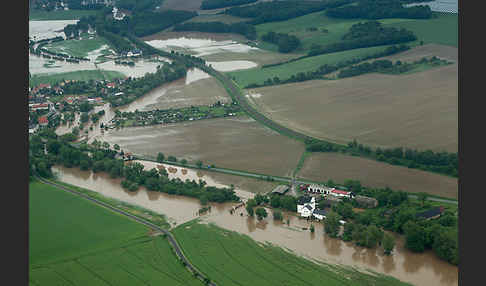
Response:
[245, 44, 410, 88]
[326, 0, 433, 20]
[173, 21, 257, 40]
[225, 0, 353, 24]
[308, 20, 416, 57]
[261, 31, 301, 53]
[30, 131, 241, 205]
[201, 0, 258, 10]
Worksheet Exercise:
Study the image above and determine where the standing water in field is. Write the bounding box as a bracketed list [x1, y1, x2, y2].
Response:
[52, 163, 458, 286]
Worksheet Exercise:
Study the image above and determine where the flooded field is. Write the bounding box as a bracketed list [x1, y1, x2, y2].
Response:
[52, 164, 458, 286]
[103, 116, 305, 177]
[117, 70, 230, 112]
[145, 37, 259, 57]
[298, 153, 458, 199]
[405, 0, 458, 13]
[207, 60, 258, 72]
[29, 20, 77, 40]
[249, 56, 457, 152]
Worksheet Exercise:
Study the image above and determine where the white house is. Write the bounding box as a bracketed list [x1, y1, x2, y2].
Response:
[297, 196, 315, 218]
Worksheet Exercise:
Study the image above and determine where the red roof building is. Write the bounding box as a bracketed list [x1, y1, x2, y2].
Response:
[106, 82, 116, 88]
[38, 116, 49, 126]
[330, 189, 352, 198]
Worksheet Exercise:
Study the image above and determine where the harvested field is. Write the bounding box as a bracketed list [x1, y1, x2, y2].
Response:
[298, 153, 458, 199]
[249, 45, 457, 152]
[103, 116, 305, 177]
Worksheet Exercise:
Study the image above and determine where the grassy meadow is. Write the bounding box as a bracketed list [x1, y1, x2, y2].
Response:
[29, 180, 203, 286]
[29, 9, 99, 21]
[173, 221, 411, 286]
[30, 70, 125, 87]
[44, 36, 110, 58]
[227, 45, 394, 87]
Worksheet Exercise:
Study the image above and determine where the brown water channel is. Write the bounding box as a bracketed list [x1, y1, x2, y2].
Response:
[51, 163, 458, 286]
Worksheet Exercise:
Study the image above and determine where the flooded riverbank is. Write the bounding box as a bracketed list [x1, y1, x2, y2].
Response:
[51, 164, 458, 286]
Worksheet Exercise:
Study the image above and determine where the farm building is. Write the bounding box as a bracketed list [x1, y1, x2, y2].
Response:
[312, 209, 327, 220]
[271, 185, 289, 195]
[330, 189, 354, 198]
[416, 206, 445, 220]
[38, 116, 49, 127]
[354, 195, 378, 208]
[306, 184, 334, 194]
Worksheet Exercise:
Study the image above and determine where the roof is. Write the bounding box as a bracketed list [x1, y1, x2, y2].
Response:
[305, 204, 313, 211]
[272, 185, 289, 194]
[38, 116, 48, 124]
[298, 196, 312, 205]
[416, 207, 444, 219]
[313, 209, 327, 216]
[106, 82, 116, 88]
[331, 189, 351, 195]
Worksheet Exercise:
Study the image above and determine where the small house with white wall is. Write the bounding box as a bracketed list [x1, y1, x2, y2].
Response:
[307, 184, 334, 195]
[312, 209, 327, 220]
[297, 196, 315, 217]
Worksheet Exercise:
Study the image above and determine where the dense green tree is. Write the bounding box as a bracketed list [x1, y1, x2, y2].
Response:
[157, 152, 165, 163]
[403, 221, 426, 252]
[324, 211, 341, 238]
[255, 208, 268, 220]
[246, 199, 257, 216]
[273, 210, 283, 221]
[382, 233, 395, 255]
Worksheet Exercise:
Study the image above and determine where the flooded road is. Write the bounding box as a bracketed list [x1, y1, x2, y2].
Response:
[52, 164, 458, 286]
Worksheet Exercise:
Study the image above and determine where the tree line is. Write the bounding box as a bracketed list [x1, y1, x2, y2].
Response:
[29, 130, 240, 205]
[337, 56, 448, 78]
[326, 0, 433, 20]
[201, 0, 258, 10]
[225, 0, 353, 25]
[173, 21, 257, 40]
[261, 31, 301, 53]
[305, 139, 457, 177]
[245, 44, 410, 88]
[308, 20, 416, 57]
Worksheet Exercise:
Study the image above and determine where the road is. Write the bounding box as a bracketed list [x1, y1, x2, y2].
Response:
[135, 156, 458, 205]
[34, 175, 217, 286]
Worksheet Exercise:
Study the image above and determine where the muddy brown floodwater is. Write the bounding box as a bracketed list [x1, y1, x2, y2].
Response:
[52, 163, 457, 286]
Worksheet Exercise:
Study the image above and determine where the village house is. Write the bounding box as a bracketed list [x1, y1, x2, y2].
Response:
[306, 184, 334, 195]
[38, 116, 49, 127]
[106, 82, 116, 89]
[330, 189, 354, 198]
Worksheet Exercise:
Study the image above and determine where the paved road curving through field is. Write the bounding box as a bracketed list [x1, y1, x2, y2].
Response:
[34, 174, 217, 286]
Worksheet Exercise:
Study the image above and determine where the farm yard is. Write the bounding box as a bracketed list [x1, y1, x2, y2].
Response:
[247, 45, 457, 152]
[103, 116, 305, 177]
[173, 221, 411, 286]
[29, 180, 204, 286]
[298, 153, 458, 199]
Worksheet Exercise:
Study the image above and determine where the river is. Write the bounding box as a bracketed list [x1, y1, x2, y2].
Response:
[51, 163, 458, 286]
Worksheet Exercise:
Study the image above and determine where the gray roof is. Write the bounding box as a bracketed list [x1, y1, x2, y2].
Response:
[298, 196, 312, 204]
[272, 185, 289, 194]
[313, 209, 327, 215]
[305, 204, 313, 211]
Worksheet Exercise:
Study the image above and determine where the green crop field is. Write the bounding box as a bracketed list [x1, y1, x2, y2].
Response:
[44, 36, 110, 58]
[29, 9, 99, 20]
[227, 45, 394, 87]
[30, 70, 125, 87]
[383, 13, 458, 47]
[173, 221, 411, 286]
[255, 12, 410, 52]
[29, 180, 204, 286]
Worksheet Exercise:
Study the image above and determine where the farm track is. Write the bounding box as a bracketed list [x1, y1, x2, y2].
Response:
[33, 174, 217, 286]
